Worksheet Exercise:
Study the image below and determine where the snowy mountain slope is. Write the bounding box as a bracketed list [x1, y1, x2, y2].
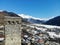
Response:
[19, 14, 60, 26]
[18, 14, 48, 20]
[18, 14, 48, 24]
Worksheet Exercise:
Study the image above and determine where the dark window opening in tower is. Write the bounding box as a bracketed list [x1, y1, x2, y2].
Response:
[8, 21, 11, 24]
[12, 21, 15, 24]
[16, 21, 19, 24]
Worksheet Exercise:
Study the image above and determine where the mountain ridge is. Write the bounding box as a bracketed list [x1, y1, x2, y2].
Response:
[45, 16, 60, 26]
[0, 10, 60, 26]
[19, 14, 60, 26]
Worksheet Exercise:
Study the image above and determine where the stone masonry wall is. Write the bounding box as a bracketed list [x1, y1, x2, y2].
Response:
[5, 25, 21, 45]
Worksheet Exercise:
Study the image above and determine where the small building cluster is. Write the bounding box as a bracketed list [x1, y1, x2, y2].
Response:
[21, 24, 60, 45]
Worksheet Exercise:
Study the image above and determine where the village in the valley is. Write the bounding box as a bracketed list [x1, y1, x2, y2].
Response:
[0, 11, 60, 45]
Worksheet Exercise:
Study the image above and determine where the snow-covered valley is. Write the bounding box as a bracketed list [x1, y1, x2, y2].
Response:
[21, 23, 60, 45]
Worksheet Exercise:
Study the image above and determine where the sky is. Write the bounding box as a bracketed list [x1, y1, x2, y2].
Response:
[0, 0, 60, 18]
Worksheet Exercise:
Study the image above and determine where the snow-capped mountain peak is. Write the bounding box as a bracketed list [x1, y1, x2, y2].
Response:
[18, 14, 48, 21]
[18, 14, 32, 18]
[0, 10, 5, 12]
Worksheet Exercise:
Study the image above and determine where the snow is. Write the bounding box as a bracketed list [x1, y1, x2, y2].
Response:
[47, 32, 60, 38]
[29, 24, 60, 39]
[36, 27, 47, 32]
[24, 35, 28, 38]
[0, 38, 4, 41]
[32, 24, 60, 28]
[41, 25, 60, 28]
[18, 14, 32, 18]
[47, 32, 56, 38]
[18, 14, 48, 20]
[31, 30, 38, 35]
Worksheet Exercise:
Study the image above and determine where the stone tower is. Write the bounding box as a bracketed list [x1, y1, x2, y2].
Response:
[0, 11, 22, 45]
[0, 12, 5, 45]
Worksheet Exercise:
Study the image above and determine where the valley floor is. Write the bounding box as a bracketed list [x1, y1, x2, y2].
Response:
[21, 24, 60, 45]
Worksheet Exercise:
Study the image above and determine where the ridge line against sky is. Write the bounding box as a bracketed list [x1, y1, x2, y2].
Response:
[0, 0, 60, 18]
[18, 14, 56, 20]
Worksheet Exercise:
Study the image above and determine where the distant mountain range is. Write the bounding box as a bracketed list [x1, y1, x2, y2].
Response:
[22, 18, 45, 24]
[0, 10, 20, 17]
[0, 10, 60, 26]
[19, 14, 47, 24]
[19, 14, 60, 26]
